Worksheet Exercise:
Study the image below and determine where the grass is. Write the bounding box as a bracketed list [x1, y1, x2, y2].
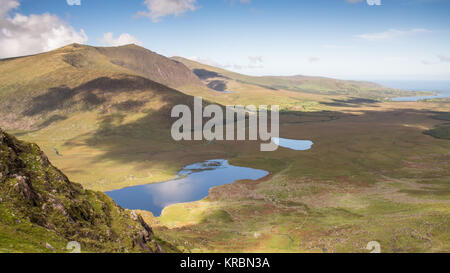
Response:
[1, 44, 449, 252]
[0, 130, 178, 253]
[151, 105, 449, 253]
[423, 112, 450, 139]
[6, 101, 449, 252]
[154, 192, 449, 252]
[424, 124, 450, 139]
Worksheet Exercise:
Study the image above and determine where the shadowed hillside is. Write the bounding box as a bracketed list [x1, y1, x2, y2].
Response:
[0, 44, 206, 130]
[95, 44, 203, 89]
[0, 44, 229, 191]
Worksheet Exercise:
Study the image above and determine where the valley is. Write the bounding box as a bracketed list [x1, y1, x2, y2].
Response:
[0, 44, 449, 253]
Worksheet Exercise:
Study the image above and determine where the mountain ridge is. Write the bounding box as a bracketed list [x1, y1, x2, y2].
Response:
[171, 56, 407, 98]
[1, 43, 203, 89]
[0, 43, 206, 130]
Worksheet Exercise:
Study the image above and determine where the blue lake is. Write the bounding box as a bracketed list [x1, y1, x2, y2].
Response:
[272, 137, 314, 151]
[106, 159, 268, 216]
[106, 138, 313, 216]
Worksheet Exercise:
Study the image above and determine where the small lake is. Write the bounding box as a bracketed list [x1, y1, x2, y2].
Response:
[106, 159, 268, 216]
[272, 137, 313, 150]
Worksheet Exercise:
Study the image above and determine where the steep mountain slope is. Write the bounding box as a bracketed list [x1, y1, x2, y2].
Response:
[172, 56, 410, 99]
[96, 44, 203, 89]
[0, 43, 203, 130]
[0, 128, 176, 253]
[0, 44, 226, 191]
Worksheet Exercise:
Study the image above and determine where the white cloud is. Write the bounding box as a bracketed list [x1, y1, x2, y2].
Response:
[0, 0, 88, 58]
[100, 32, 143, 46]
[357, 28, 430, 41]
[136, 0, 197, 22]
[66, 0, 81, 6]
[0, 0, 19, 17]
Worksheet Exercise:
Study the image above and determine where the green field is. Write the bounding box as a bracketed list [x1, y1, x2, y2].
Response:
[151, 109, 450, 253]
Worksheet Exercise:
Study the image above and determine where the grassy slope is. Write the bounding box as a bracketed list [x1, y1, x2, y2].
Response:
[0, 44, 206, 129]
[95, 44, 203, 89]
[0, 129, 177, 253]
[0, 44, 225, 190]
[424, 112, 450, 140]
[154, 108, 450, 253]
[0, 44, 448, 252]
[425, 124, 450, 140]
[0, 43, 338, 190]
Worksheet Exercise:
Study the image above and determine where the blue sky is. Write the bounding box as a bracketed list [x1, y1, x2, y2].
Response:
[1, 0, 450, 81]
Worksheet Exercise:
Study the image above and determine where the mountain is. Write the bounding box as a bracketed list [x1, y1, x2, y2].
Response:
[0, 43, 418, 193]
[0, 43, 409, 131]
[95, 44, 203, 89]
[0, 128, 177, 253]
[0, 43, 205, 130]
[0, 43, 406, 192]
[0, 43, 225, 191]
[172, 56, 408, 99]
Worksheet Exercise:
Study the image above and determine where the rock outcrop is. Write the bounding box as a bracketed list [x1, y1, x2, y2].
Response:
[0, 128, 175, 253]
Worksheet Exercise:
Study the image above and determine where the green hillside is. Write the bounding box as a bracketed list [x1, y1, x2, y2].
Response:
[0, 44, 221, 190]
[0, 43, 206, 131]
[0, 128, 176, 253]
[172, 56, 414, 99]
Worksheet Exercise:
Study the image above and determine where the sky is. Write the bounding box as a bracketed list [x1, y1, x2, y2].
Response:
[0, 0, 449, 81]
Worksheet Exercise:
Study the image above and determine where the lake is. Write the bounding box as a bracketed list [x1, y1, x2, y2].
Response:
[106, 159, 268, 216]
[272, 137, 313, 150]
[106, 138, 313, 216]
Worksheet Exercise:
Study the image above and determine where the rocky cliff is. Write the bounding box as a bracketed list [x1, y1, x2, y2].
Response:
[0, 128, 175, 253]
